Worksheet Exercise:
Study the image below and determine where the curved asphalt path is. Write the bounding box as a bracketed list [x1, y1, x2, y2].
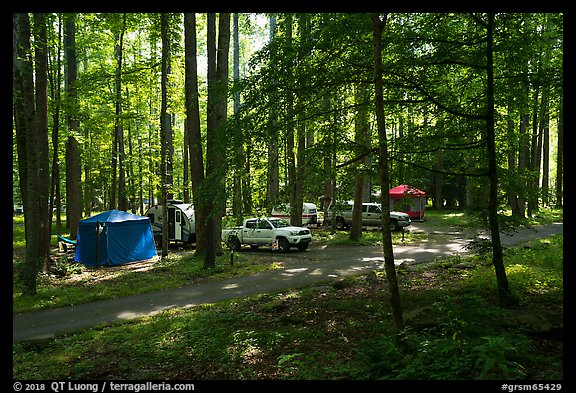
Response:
[13, 222, 563, 343]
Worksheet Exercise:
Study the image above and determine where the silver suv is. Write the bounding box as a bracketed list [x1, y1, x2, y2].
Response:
[325, 201, 411, 231]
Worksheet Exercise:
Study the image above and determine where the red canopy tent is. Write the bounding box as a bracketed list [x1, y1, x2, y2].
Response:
[389, 184, 426, 221]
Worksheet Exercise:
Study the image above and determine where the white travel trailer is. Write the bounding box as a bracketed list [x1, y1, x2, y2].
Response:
[271, 202, 318, 226]
[145, 200, 196, 245]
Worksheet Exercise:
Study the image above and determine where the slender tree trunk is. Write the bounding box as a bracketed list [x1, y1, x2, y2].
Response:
[160, 13, 170, 257]
[486, 13, 517, 307]
[213, 13, 230, 253]
[125, 87, 136, 213]
[350, 170, 364, 241]
[33, 13, 51, 272]
[48, 13, 63, 235]
[293, 112, 305, 227]
[232, 13, 245, 224]
[527, 84, 539, 216]
[115, 14, 128, 212]
[138, 134, 144, 214]
[506, 103, 519, 216]
[541, 89, 550, 206]
[267, 14, 280, 210]
[555, 96, 563, 207]
[204, 13, 217, 268]
[517, 113, 529, 218]
[290, 14, 309, 228]
[350, 84, 370, 241]
[286, 20, 296, 220]
[243, 143, 252, 215]
[322, 99, 333, 227]
[183, 120, 190, 203]
[372, 12, 404, 332]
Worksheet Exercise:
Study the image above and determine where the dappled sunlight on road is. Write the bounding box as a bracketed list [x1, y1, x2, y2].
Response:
[282, 267, 309, 275]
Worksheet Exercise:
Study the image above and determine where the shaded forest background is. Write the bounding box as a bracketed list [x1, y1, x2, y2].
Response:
[13, 13, 562, 300]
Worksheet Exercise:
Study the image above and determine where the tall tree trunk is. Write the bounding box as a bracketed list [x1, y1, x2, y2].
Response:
[183, 120, 190, 203]
[33, 13, 51, 272]
[350, 175, 365, 241]
[286, 14, 300, 225]
[232, 13, 245, 224]
[527, 84, 540, 216]
[205, 13, 230, 267]
[213, 12, 230, 253]
[115, 14, 128, 211]
[160, 13, 170, 257]
[267, 14, 280, 210]
[350, 84, 370, 241]
[48, 13, 63, 235]
[184, 13, 206, 255]
[555, 96, 563, 207]
[397, 116, 405, 185]
[541, 88, 550, 206]
[138, 134, 144, 214]
[125, 87, 135, 213]
[372, 12, 404, 332]
[293, 112, 305, 227]
[506, 103, 520, 216]
[204, 13, 217, 268]
[517, 113, 529, 218]
[243, 143, 252, 215]
[290, 14, 311, 228]
[486, 13, 517, 307]
[63, 13, 82, 239]
[322, 99, 333, 227]
[14, 13, 39, 295]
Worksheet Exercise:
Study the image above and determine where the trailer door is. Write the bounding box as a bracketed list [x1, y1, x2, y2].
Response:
[171, 208, 183, 241]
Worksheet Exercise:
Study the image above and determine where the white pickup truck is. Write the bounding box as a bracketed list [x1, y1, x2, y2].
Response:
[222, 217, 312, 252]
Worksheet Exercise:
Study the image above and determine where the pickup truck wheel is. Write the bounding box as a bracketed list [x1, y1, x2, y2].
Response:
[335, 217, 346, 230]
[277, 237, 290, 252]
[390, 220, 400, 232]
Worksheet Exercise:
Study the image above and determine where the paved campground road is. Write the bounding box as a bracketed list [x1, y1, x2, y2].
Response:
[13, 222, 563, 343]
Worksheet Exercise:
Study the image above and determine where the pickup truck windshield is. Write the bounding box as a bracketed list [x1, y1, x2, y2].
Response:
[269, 219, 291, 228]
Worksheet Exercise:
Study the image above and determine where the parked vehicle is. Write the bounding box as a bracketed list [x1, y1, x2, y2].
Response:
[222, 217, 312, 252]
[145, 200, 196, 245]
[271, 202, 318, 226]
[325, 201, 411, 231]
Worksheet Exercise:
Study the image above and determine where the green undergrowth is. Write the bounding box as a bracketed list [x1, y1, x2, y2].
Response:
[13, 235, 563, 380]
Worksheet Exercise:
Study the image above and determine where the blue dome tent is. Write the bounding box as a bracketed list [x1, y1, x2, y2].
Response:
[74, 210, 157, 266]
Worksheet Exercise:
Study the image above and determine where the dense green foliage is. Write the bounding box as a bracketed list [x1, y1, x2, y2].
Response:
[13, 13, 562, 216]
